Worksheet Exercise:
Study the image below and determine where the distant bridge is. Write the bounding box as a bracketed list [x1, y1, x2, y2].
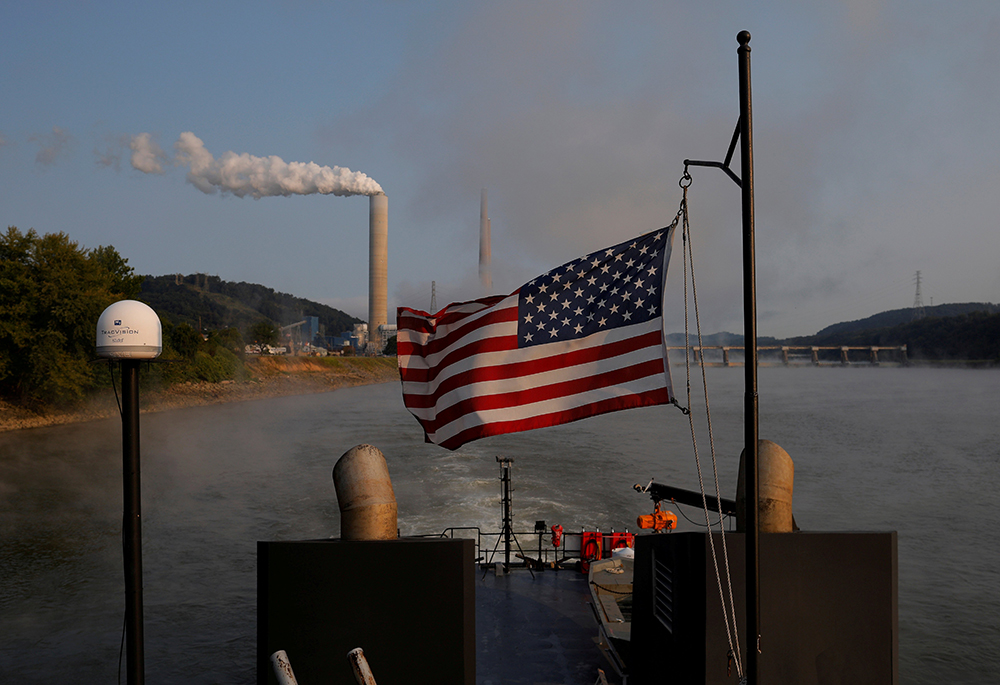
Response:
[666, 345, 909, 367]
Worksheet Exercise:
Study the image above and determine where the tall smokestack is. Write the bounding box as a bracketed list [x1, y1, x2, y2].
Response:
[368, 193, 388, 353]
[479, 188, 492, 292]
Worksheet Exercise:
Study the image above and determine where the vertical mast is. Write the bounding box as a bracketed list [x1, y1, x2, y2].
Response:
[737, 30, 761, 685]
[683, 30, 761, 682]
[122, 359, 145, 685]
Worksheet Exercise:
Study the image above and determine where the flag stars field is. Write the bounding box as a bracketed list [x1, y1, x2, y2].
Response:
[515, 231, 666, 348]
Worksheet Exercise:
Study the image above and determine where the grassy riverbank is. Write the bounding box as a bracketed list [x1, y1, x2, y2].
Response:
[0, 356, 399, 432]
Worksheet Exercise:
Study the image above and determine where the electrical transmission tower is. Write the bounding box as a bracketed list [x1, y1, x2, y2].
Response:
[430, 281, 437, 314]
[912, 271, 926, 320]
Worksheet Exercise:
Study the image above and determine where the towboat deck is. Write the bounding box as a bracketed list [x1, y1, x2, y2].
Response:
[476, 565, 619, 685]
[588, 556, 634, 676]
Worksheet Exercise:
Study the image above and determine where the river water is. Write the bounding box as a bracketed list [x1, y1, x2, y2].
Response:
[1, 366, 998, 684]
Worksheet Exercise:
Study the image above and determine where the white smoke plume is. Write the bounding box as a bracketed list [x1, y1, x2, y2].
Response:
[94, 136, 123, 170]
[129, 133, 167, 174]
[31, 126, 75, 166]
[161, 131, 383, 198]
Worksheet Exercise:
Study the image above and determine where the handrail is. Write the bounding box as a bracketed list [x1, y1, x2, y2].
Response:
[429, 527, 638, 568]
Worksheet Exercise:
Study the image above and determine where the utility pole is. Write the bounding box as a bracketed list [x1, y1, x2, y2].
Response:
[912, 271, 926, 320]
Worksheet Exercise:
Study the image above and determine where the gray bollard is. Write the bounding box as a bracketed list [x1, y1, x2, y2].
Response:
[333, 445, 398, 541]
[347, 647, 378, 685]
[270, 650, 299, 685]
[736, 439, 796, 533]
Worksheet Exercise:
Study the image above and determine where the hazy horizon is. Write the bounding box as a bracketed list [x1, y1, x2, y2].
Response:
[143, 270, 995, 342]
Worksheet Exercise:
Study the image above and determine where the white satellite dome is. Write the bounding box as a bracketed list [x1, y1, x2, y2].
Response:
[96, 300, 162, 359]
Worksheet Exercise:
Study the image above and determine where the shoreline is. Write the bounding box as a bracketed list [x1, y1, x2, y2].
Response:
[0, 356, 399, 433]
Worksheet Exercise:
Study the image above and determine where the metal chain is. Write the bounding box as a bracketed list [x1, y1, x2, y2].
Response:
[670, 397, 691, 415]
[666, 186, 691, 419]
[679, 174, 744, 679]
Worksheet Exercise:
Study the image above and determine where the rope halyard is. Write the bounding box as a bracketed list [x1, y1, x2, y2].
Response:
[678, 172, 744, 680]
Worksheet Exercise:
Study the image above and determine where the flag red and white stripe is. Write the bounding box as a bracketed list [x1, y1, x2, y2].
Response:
[397, 227, 676, 450]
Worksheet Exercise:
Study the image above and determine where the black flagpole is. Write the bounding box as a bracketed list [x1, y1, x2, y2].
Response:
[121, 359, 145, 685]
[677, 29, 761, 683]
[737, 30, 761, 685]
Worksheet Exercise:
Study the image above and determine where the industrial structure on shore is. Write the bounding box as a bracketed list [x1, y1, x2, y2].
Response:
[480, 189, 491, 292]
[362, 192, 395, 354]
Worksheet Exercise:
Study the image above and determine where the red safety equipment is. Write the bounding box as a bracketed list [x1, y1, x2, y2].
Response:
[580, 531, 602, 573]
[581, 531, 602, 560]
[608, 531, 634, 551]
[550, 524, 564, 548]
[636, 502, 677, 532]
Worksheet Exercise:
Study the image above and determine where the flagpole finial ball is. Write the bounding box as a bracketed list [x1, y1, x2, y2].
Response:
[737, 30, 751, 46]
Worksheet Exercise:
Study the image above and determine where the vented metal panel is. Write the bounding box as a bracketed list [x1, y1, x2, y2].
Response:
[652, 551, 674, 633]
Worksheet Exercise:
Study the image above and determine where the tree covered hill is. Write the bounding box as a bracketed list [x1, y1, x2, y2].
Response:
[786, 305, 1000, 362]
[812, 302, 999, 337]
[139, 274, 361, 336]
[665, 303, 999, 362]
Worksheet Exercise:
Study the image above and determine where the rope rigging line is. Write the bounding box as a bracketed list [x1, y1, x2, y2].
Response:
[677, 171, 744, 679]
[673, 501, 729, 529]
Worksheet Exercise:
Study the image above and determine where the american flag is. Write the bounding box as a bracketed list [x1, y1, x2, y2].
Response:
[397, 226, 677, 450]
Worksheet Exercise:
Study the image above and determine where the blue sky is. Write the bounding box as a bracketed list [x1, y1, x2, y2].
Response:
[3, 1, 999, 337]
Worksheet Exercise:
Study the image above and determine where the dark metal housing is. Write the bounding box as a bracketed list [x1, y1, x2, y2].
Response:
[630, 532, 899, 684]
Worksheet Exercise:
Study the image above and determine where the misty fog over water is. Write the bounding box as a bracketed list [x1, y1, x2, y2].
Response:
[2, 367, 998, 684]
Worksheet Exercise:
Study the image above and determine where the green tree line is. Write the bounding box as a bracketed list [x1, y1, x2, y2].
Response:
[1, 227, 369, 413]
[0, 228, 252, 409]
[0, 227, 143, 407]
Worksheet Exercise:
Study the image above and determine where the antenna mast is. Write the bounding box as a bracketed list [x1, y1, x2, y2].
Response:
[912, 271, 926, 320]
